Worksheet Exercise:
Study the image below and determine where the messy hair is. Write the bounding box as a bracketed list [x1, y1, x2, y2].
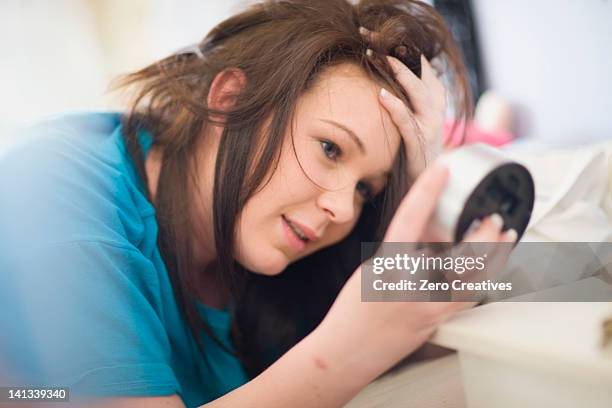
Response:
[116, 0, 471, 377]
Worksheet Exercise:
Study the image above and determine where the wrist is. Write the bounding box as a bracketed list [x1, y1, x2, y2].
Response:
[300, 325, 375, 393]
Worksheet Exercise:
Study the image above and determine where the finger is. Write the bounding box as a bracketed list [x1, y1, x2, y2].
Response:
[420, 224, 447, 243]
[419, 55, 439, 90]
[383, 163, 449, 242]
[502, 228, 518, 243]
[378, 87, 435, 176]
[463, 214, 504, 242]
[420, 55, 447, 108]
[385, 56, 429, 115]
[378, 87, 420, 140]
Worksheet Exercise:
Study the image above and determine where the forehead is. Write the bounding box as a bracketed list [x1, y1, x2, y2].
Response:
[296, 63, 402, 168]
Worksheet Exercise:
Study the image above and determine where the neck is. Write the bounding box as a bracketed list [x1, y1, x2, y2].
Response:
[193, 260, 231, 310]
[144, 145, 163, 200]
[145, 144, 225, 309]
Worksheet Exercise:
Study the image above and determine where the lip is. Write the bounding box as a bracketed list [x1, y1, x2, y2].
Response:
[282, 215, 307, 252]
[283, 215, 320, 242]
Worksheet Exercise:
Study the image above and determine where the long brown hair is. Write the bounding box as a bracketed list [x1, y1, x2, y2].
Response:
[115, 0, 471, 377]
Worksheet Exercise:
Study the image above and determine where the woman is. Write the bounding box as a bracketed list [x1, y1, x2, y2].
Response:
[0, 0, 514, 406]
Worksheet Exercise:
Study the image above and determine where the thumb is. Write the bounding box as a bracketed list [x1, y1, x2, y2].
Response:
[384, 163, 448, 242]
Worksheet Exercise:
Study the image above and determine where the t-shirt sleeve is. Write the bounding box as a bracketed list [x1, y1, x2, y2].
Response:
[0, 128, 181, 399]
[1, 240, 181, 398]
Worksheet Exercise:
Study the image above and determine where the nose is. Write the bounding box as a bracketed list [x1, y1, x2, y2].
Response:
[316, 187, 357, 225]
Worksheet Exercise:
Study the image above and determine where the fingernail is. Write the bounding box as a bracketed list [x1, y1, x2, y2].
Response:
[503, 228, 518, 243]
[467, 218, 482, 234]
[365, 48, 373, 57]
[489, 213, 504, 230]
[380, 88, 390, 99]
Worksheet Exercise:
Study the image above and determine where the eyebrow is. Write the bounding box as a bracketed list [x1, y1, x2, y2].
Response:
[320, 118, 390, 184]
[320, 119, 366, 155]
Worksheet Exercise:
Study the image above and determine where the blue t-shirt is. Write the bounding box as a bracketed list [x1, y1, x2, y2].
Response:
[0, 112, 248, 407]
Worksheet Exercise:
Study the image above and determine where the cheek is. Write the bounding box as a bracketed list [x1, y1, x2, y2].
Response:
[230, 177, 313, 275]
[233, 205, 288, 275]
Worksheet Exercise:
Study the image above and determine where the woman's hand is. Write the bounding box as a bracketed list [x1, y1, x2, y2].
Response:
[212, 166, 515, 408]
[360, 26, 447, 172]
[378, 55, 446, 170]
[314, 163, 515, 386]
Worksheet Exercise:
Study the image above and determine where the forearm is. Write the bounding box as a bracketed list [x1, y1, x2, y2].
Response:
[201, 265, 462, 407]
[201, 326, 377, 408]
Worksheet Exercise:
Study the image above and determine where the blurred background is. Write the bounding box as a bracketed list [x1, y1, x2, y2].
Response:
[1, 0, 611, 146]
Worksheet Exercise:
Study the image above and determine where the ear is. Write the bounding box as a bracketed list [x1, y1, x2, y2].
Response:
[207, 68, 247, 114]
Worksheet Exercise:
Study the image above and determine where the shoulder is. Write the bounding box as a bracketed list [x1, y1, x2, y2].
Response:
[1, 111, 131, 182]
[0, 114, 187, 399]
[0, 112, 154, 247]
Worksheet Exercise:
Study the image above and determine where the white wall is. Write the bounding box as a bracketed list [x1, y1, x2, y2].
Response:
[473, 0, 612, 143]
[0, 0, 106, 129]
[0, 0, 246, 139]
[147, 0, 248, 59]
[2, 0, 610, 146]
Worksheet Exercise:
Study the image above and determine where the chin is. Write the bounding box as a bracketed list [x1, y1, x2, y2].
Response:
[238, 247, 290, 276]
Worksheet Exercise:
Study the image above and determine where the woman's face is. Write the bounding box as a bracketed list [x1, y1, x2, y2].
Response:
[235, 63, 403, 275]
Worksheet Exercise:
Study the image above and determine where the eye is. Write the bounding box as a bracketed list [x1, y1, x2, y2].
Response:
[319, 139, 342, 161]
[356, 180, 375, 202]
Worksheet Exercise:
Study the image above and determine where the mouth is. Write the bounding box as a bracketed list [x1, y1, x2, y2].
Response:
[281, 215, 312, 251]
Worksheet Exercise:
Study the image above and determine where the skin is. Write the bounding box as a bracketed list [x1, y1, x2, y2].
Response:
[146, 57, 515, 305]
[235, 63, 401, 275]
[132, 46, 515, 407]
[147, 63, 403, 306]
